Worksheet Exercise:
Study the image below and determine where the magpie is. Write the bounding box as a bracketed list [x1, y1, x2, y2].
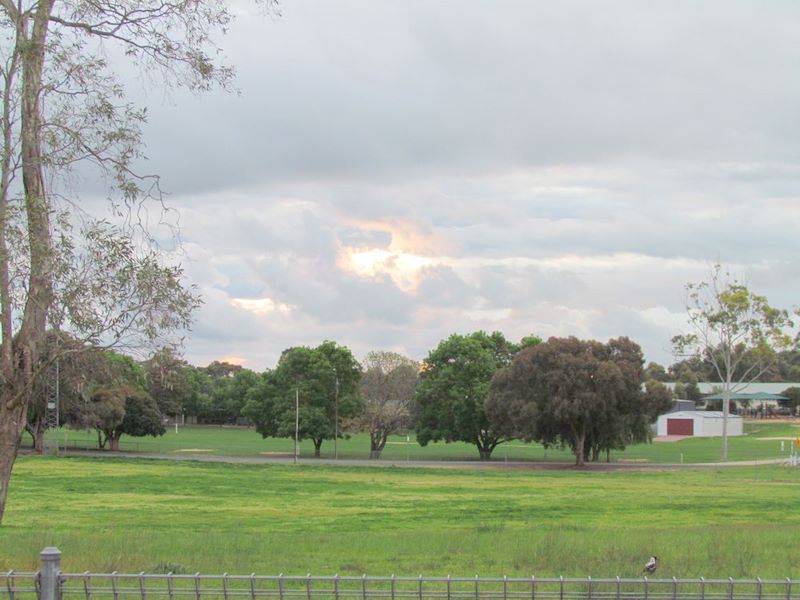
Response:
[643, 556, 658, 575]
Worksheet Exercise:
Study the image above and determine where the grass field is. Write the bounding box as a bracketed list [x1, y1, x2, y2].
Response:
[2, 455, 800, 578]
[36, 420, 800, 464]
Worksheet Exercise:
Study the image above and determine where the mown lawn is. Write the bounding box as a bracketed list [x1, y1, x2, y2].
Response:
[2, 456, 799, 578]
[38, 420, 800, 464]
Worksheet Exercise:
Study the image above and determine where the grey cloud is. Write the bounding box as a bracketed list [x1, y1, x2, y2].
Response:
[475, 265, 588, 309]
[109, 1, 800, 370]
[252, 255, 415, 325]
[135, 1, 800, 195]
[189, 289, 270, 345]
[415, 265, 477, 308]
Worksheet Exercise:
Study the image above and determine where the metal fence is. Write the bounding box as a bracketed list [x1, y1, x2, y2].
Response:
[2, 549, 798, 600]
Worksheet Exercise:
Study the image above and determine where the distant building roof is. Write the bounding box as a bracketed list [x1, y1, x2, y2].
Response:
[664, 382, 800, 394]
[702, 391, 788, 401]
[668, 400, 696, 413]
[663, 411, 743, 419]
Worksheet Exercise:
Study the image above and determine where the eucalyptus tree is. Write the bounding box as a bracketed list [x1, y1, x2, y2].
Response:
[349, 351, 419, 459]
[672, 264, 793, 461]
[487, 336, 660, 466]
[143, 347, 194, 418]
[0, 0, 275, 522]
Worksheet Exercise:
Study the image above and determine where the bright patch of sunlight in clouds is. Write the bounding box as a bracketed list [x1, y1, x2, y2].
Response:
[231, 297, 293, 315]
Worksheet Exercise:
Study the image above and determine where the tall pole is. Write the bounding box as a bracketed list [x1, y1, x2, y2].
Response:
[55, 355, 59, 429]
[294, 387, 299, 464]
[334, 370, 340, 460]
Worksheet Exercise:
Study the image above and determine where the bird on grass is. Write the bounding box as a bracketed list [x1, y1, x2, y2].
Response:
[643, 556, 658, 575]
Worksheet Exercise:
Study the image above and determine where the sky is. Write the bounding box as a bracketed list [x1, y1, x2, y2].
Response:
[120, 0, 799, 371]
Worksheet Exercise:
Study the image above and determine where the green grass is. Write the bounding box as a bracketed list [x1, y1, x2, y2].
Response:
[2, 456, 800, 578]
[37, 420, 800, 464]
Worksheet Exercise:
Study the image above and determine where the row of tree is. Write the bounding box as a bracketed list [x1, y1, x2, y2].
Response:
[643, 349, 800, 388]
[415, 333, 671, 466]
[30, 331, 674, 467]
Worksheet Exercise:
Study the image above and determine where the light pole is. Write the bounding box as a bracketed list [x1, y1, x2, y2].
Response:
[333, 368, 340, 460]
[294, 387, 299, 464]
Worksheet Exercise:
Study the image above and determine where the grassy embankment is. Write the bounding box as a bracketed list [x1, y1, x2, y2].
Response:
[38, 420, 800, 463]
[2, 455, 799, 578]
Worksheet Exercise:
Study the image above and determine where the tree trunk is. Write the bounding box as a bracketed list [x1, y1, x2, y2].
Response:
[0, 398, 28, 521]
[109, 435, 120, 451]
[313, 438, 322, 458]
[721, 384, 730, 462]
[33, 416, 45, 454]
[369, 430, 386, 459]
[0, 0, 56, 525]
[476, 433, 497, 461]
[24, 425, 35, 449]
[574, 433, 586, 467]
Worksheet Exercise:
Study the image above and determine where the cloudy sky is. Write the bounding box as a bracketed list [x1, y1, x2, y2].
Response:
[128, 0, 799, 370]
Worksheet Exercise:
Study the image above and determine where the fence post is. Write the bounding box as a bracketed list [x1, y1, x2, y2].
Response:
[40, 547, 61, 600]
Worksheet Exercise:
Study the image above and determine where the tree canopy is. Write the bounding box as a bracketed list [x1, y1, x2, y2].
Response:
[673, 264, 793, 460]
[349, 351, 419, 459]
[143, 348, 194, 417]
[244, 341, 362, 457]
[415, 331, 538, 460]
[487, 336, 665, 466]
[60, 349, 163, 450]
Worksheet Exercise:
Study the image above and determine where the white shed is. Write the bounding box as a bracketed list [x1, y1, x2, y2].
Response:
[656, 411, 744, 437]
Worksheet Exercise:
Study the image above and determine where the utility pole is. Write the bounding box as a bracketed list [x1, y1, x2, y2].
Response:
[294, 387, 299, 464]
[334, 368, 340, 460]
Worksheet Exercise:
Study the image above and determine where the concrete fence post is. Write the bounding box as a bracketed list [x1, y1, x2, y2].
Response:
[40, 547, 61, 600]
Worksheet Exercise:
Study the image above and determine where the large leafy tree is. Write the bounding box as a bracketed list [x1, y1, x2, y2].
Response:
[70, 385, 164, 451]
[488, 336, 662, 466]
[26, 335, 150, 453]
[210, 367, 260, 424]
[143, 348, 194, 418]
[181, 365, 214, 422]
[0, 0, 277, 522]
[61, 349, 159, 450]
[644, 361, 669, 382]
[673, 264, 793, 461]
[415, 331, 538, 460]
[779, 387, 800, 416]
[348, 351, 419, 459]
[26, 331, 103, 452]
[203, 361, 244, 379]
[244, 342, 362, 458]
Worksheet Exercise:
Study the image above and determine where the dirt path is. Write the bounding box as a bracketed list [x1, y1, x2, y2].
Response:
[45, 448, 788, 471]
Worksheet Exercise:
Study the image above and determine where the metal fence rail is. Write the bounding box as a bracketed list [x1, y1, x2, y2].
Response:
[3, 549, 798, 600]
[57, 573, 799, 600]
[1, 572, 39, 600]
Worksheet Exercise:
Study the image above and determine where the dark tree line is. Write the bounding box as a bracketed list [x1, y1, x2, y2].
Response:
[644, 349, 800, 387]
